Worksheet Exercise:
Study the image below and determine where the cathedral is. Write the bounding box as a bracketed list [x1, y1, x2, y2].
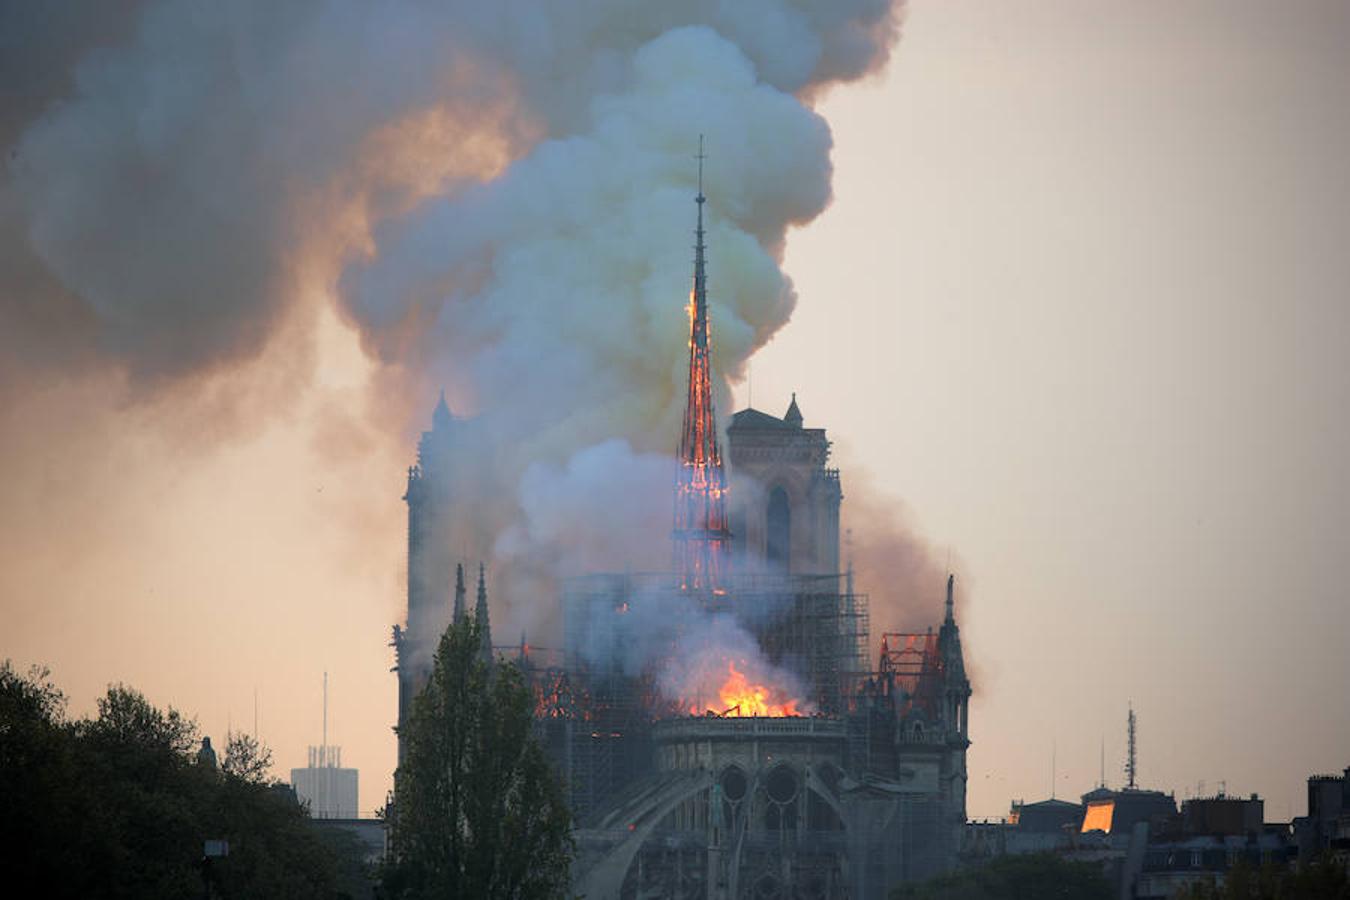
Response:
[391, 173, 971, 900]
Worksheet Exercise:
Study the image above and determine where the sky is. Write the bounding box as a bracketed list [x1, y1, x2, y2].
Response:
[2, 0, 1348, 821]
[759, 0, 1350, 818]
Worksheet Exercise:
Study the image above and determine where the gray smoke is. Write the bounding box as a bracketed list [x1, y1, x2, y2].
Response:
[342, 18, 900, 634]
[1, 1, 910, 646]
[3, 1, 900, 382]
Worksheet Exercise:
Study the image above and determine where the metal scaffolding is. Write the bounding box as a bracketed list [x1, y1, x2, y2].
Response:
[529, 571, 871, 820]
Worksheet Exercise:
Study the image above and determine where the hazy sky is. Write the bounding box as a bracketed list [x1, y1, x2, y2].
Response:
[3, 0, 1348, 821]
[759, 0, 1350, 818]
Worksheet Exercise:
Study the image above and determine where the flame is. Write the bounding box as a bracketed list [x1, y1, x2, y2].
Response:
[696, 661, 802, 717]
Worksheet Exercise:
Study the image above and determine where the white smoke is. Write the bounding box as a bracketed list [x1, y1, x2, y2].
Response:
[496, 439, 672, 578]
[658, 614, 815, 716]
[561, 575, 814, 714]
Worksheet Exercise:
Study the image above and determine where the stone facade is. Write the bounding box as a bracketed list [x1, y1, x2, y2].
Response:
[726, 400, 841, 576]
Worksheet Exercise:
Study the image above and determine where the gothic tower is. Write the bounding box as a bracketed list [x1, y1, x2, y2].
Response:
[392, 392, 457, 763]
[725, 394, 842, 575]
[937, 574, 972, 838]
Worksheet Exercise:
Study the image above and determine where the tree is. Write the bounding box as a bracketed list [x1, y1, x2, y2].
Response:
[223, 728, 274, 783]
[1177, 855, 1350, 900]
[383, 616, 573, 899]
[0, 663, 85, 890]
[891, 853, 1114, 900]
[0, 660, 356, 898]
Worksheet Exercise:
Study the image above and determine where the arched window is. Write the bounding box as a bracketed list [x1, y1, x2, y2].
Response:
[766, 486, 791, 571]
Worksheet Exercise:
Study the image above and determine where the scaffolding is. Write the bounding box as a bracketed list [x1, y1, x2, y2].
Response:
[878, 631, 945, 720]
[560, 572, 869, 710]
[532, 571, 871, 820]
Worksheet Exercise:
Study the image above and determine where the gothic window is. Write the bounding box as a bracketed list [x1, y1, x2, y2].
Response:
[767, 486, 791, 570]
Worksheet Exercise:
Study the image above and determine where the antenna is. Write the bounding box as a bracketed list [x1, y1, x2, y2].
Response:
[1051, 739, 1057, 800]
[322, 671, 328, 766]
[1100, 734, 1105, 788]
[1125, 704, 1138, 790]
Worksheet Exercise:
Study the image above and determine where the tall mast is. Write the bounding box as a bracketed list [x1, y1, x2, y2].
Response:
[673, 135, 730, 592]
[1125, 704, 1138, 790]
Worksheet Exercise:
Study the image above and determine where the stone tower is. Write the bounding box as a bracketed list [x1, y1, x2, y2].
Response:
[725, 394, 842, 575]
[392, 392, 457, 763]
[937, 574, 972, 843]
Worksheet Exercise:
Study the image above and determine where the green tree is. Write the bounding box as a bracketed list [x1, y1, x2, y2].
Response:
[0, 663, 86, 891]
[223, 727, 274, 783]
[891, 853, 1114, 900]
[0, 660, 359, 898]
[383, 616, 573, 899]
[1177, 855, 1350, 900]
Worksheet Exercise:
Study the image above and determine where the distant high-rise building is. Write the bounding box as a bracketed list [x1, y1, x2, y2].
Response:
[291, 745, 359, 820]
[291, 673, 358, 819]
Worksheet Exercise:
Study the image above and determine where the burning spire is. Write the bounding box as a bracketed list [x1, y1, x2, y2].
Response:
[673, 135, 731, 592]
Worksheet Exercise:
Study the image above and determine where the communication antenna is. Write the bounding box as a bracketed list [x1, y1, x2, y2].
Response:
[1125, 704, 1138, 790]
[1051, 739, 1057, 800]
[323, 671, 328, 765]
[1100, 734, 1105, 788]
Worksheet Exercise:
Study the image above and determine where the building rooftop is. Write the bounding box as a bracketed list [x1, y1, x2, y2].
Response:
[728, 407, 796, 430]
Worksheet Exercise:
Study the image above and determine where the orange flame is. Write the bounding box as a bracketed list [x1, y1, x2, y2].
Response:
[692, 662, 802, 717]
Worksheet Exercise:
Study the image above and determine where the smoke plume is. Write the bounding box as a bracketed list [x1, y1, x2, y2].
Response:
[841, 463, 971, 635]
[2, 2, 911, 645]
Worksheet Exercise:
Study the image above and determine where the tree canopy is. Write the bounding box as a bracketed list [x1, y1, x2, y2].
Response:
[1176, 856, 1350, 900]
[0, 661, 363, 898]
[382, 616, 572, 899]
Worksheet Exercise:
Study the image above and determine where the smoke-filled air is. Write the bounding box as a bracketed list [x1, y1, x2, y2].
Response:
[0, 1, 939, 730]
